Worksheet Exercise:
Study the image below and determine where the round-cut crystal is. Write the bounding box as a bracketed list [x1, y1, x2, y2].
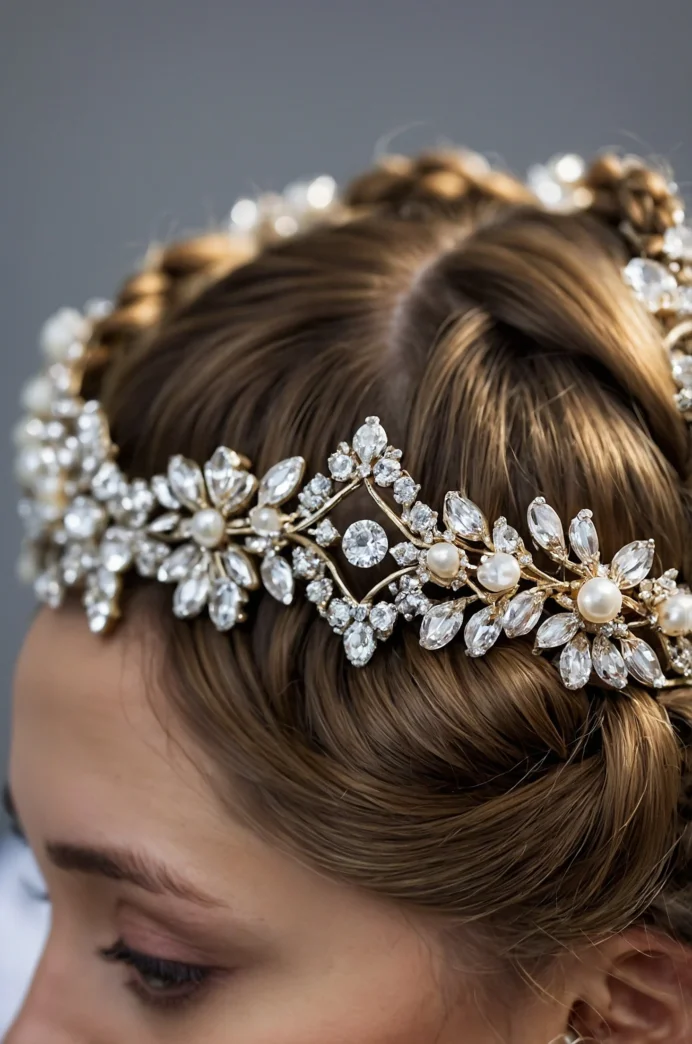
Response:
[393, 475, 419, 506]
[342, 520, 388, 568]
[373, 457, 401, 486]
[328, 451, 354, 481]
[64, 496, 105, 541]
[369, 602, 398, 636]
[327, 599, 353, 631]
[624, 258, 677, 311]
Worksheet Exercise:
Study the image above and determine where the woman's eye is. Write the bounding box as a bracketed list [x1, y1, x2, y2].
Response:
[100, 939, 213, 1009]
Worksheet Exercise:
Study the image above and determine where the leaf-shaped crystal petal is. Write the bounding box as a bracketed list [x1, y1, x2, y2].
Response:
[168, 455, 206, 510]
[173, 575, 210, 619]
[209, 578, 242, 631]
[420, 600, 465, 650]
[503, 589, 547, 638]
[493, 518, 520, 553]
[151, 474, 181, 510]
[204, 447, 244, 508]
[444, 492, 488, 540]
[592, 633, 627, 689]
[261, 554, 294, 604]
[527, 499, 566, 556]
[464, 605, 502, 657]
[620, 636, 666, 688]
[100, 528, 133, 573]
[259, 457, 305, 506]
[224, 546, 259, 589]
[352, 417, 387, 464]
[569, 511, 599, 563]
[610, 540, 655, 589]
[559, 633, 592, 690]
[343, 622, 376, 666]
[624, 258, 677, 311]
[535, 612, 580, 649]
[158, 544, 203, 583]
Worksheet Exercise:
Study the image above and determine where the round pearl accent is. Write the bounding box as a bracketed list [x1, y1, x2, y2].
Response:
[190, 508, 226, 549]
[426, 542, 462, 580]
[477, 552, 521, 593]
[657, 592, 692, 636]
[21, 375, 53, 416]
[576, 576, 622, 623]
[249, 505, 282, 536]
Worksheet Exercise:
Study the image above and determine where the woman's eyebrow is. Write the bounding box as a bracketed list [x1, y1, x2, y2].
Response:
[2, 784, 25, 840]
[45, 840, 226, 907]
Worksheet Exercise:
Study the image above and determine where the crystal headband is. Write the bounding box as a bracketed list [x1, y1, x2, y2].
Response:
[13, 158, 692, 692]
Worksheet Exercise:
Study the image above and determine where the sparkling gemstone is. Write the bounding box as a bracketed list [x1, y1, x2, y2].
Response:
[168, 455, 206, 510]
[40, 307, 88, 362]
[420, 600, 465, 650]
[559, 633, 592, 689]
[203, 447, 244, 507]
[393, 475, 419, 506]
[369, 602, 397, 636]
[148, 511, 181, 535]
[306, 578, 333, 605]
[261, 553, 294, 604]
[158, 544, 203, 583]
[327, 599, 353, 632]
[292, 546, 323, 579]
[224, 546, 258, 589]
[35, 567, 64, 609]
[342, 520, 388, 568]
[64, 496, 105, 541]
[425, 541, 461, 580]
[624, 258, 677, 311]
[527, 498, 566, 556]
[120, 480, 155, 528]
[492, 518, 520, 553]
[464, 605, 502, 657]
[394, 577, 432, 619]
[503, 589, 547, 638]
[190, 508, 226, 549]
[352, 417, 387, 464]
[328, 452, 355, 482]
[308, 473, 332, 498]
[534, 612, 580, 649]
[343, 622, 376, 666]
[249, 505, 282, 536]
[135, 538, 170, 577]
[569, 510, 599, 563]
[444, 492, 488, 540]
[476, 552, 521, 593]
[298, 490, 322, 514]
[311, 519, 340, 546]
[620, 636, 665, 687]
[678, 287, 692, 314]
[173, 575, 211, 618]
[86, 602, 112, 635]
[663, 225, 692, 261]
[609, 540, 654, 588]
[676, 388, 692, 413]
[373, 457, 401, 486]
[577, 577, 622, 623]
[409, 502, 437, 536]
[592, 633, 627, 688]
[259, 457, 305, 505]
[245, 536, 269, 553]
[100, 527, 133, 572]
[208, 578, 243, 631]
[95, 567, 120, 601]
[672, 353, 692, 388]
[390, 542, 420, 566]
[76, 403, 109, 449]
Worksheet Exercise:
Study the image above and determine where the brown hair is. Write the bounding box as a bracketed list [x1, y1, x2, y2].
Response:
[89, 149, 692, 970]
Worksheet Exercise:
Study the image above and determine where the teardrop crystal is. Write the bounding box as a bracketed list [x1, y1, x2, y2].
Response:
[527, 499, 566, 557]
[343, 621, 377, 666]
[534, 612, 580, 649]
[168, 455, 206, 510]
[591, 633, 627, 688]
[352, 417, 388, 464]
[420, 600, 465, 650]
[208, 578, 243, 631]
[492, 518, 520, 553]
[260, 553, 294, 604]
[610, 540, 654, 589]
[258, 457, 305, 506]
[569, 511, 599, 563]
[158, 544, 202, 583]
[173, 574, 210, 619]
[503, 589, 547, 638]
[444, 492, 488, 541]
[559, 632, 592, 689]
[620, 636, 665, 688]
[224, 546, 259, 589]
[464, 605, 502, 657]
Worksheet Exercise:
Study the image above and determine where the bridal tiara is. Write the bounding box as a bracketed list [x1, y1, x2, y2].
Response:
[13, 155, 692, 691]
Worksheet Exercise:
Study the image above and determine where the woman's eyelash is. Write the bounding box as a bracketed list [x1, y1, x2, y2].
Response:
[100, 939, 214, 1010]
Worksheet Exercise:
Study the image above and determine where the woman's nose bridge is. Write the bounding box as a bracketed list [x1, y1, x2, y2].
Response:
[3, 948, 87, 1044]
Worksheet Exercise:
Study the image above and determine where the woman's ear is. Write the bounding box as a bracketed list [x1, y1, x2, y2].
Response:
[571, 928, 692, 1043]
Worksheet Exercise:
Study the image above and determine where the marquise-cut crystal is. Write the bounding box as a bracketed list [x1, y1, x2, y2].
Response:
[373, 457, 401, 486]
[259, 457, 305, 506]
[204, 447, 245, 508]
[610, 540, 654, 588]
[503, 589, 547, 638]
[534, 612, 580, 648]
[168, 455, 206, 510]
[327, 598, 353, 632]
[559, 633, 592, 689]
[464, 605, 502, 657]
[390, 542, 420, 566]
[663, 225, 692, 261]
[173, 575, 210, 619]
[444, 492, 488, 540]
[592, 633, 627, 688]
[224, 546, 258, 589]
[420, 600, 465, 650]
[135, 538, 169, 578]
[151, 474, 181, 510]
[158, 544, 203, 583]
[91, 461, 125, 502]
[352, 417, 387, 464]
[148, 511, 181, 535]
[100, 527, 133, 572]
[343, 621, 376, 666]
[209, 578, 242, 631]
[493, 518, 520, 553]
[620, 636, 665, 687]
[527, 499, 566, 556]
[261, 553, 294, 604]
[623, 258, 677, 311]
[369, 602, 398, 636]
[342, 520, 388, 567]
[569, 510, 599, 563]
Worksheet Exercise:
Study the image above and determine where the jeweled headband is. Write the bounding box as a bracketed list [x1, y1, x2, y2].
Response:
[14, 155, 692, 691]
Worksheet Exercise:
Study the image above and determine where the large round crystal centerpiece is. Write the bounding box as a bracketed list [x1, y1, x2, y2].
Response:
[342, 520, 388, 568]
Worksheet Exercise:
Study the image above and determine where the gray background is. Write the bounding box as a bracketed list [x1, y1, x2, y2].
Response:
[1, 0, 691, 829]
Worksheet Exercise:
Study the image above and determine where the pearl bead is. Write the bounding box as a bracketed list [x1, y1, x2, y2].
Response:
[249, 505, 282, 536]
[657, 593, 692, 636]
[190, 508, 226, 549]
[477, 552, 521, 593]
[21, 375, 53, 416]
[426, 542, 461, 580]
[577, 577, 622, 623]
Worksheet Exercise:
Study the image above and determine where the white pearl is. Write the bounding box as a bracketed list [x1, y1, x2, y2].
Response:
[190, 508, 226, 549]
[21, 375, 53, 416]
[40, 308, 88, 361]
[657, 593, 692, 636]
[477, 552, 521, 593]
[577, 577, 622, 623]
[14, 446, 43, 486]
[426, 542, 461, 580]
[249, 505, 282, 536]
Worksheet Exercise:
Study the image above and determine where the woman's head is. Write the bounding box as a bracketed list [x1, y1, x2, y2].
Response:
[8, 149, 692, 1043]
